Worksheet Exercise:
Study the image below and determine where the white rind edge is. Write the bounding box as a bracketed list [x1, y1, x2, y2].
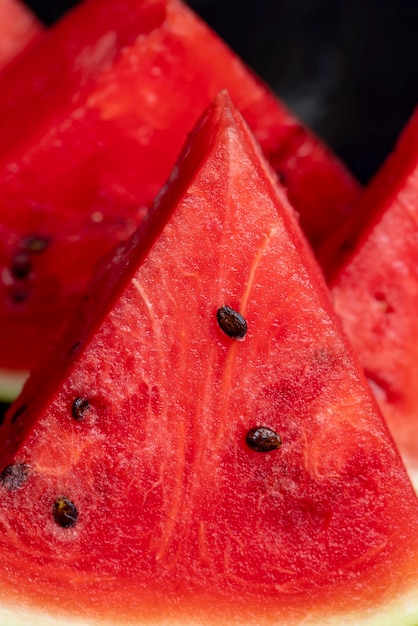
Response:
[0, 587, 417, 626]
[408, 468, 418, 494]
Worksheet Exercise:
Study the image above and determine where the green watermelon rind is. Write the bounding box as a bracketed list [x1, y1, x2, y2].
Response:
[0, 368, 28, 403]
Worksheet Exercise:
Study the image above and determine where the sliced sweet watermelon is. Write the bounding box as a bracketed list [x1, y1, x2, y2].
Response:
[0, 0, 360, 374]
[0, 0, 45, 400]
[331, 107, 418, 489]
[0, 92, 416, 626]
[0, 0, 42, 70]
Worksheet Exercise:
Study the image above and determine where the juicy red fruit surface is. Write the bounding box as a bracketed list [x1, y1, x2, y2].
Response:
[0, 93, 416, 624]
[332, 108, 418, 486]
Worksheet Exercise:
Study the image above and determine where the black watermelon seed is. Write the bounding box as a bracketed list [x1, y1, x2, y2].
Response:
[340, 238, 355, 254]
[69, 341, 82, 355]
[246, 426, 282, 452]
[11, 404, 27, 424]
[0, 463, 30, 490]
[11, 252, 32, 280]
[10, 287, 29, 304]
[277, 170, 287, 186]
[23, 235, 51, 253]
[216, 305, 247, 339]
[71, 397, 90, 421]
[53, 497, 78, 528]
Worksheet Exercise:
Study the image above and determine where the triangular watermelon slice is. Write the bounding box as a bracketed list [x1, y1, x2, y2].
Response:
[331, 107, 418, 489]
[0, 0, 360, 376]
[0, 92, 416, 626]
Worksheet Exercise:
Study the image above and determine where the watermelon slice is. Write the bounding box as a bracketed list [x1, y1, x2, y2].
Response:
[331, 107, 418, 489]
[0, 0, 44, 398]
[0, 0, 42, 70]
[0, 92, 417, 625]
[0, 0, 360, 375]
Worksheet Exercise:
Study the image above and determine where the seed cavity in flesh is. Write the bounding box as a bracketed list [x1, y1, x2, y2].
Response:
[11, 404, 27, 424]
[216, 305, 247, 339]
[374, 291, 394, 314]
[53, 497, 78, 528]
[0, 463, 30, 490]
[246, 426, 282, 452]
[71, 397, 90, 421]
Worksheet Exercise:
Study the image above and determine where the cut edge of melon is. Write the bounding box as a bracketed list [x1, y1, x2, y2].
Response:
[0, 584, 417, 626]
[408, 467, 418, 494]
[0, 368, 28, 403]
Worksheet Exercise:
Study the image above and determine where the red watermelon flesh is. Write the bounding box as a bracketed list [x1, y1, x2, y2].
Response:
[331, 107, 418, 489]
[0, 92, 417, 625]
[0, 0, 360, 372]
[0, 0, 42, 70]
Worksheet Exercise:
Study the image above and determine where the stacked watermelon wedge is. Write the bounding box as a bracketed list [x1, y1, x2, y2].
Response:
[330, 108, 418, 490]
[0, 0, 359, 374]
[0, 1, 418, 624]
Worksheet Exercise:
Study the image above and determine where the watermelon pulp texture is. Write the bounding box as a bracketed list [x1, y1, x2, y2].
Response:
[0, 92, 417, 626]
[0, 0, 42, 70]
[331, 107, 418, 489]
[0, 0, 360, 372]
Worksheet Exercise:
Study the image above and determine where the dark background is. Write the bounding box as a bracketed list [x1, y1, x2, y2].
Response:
[23, 0, 418, 185]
